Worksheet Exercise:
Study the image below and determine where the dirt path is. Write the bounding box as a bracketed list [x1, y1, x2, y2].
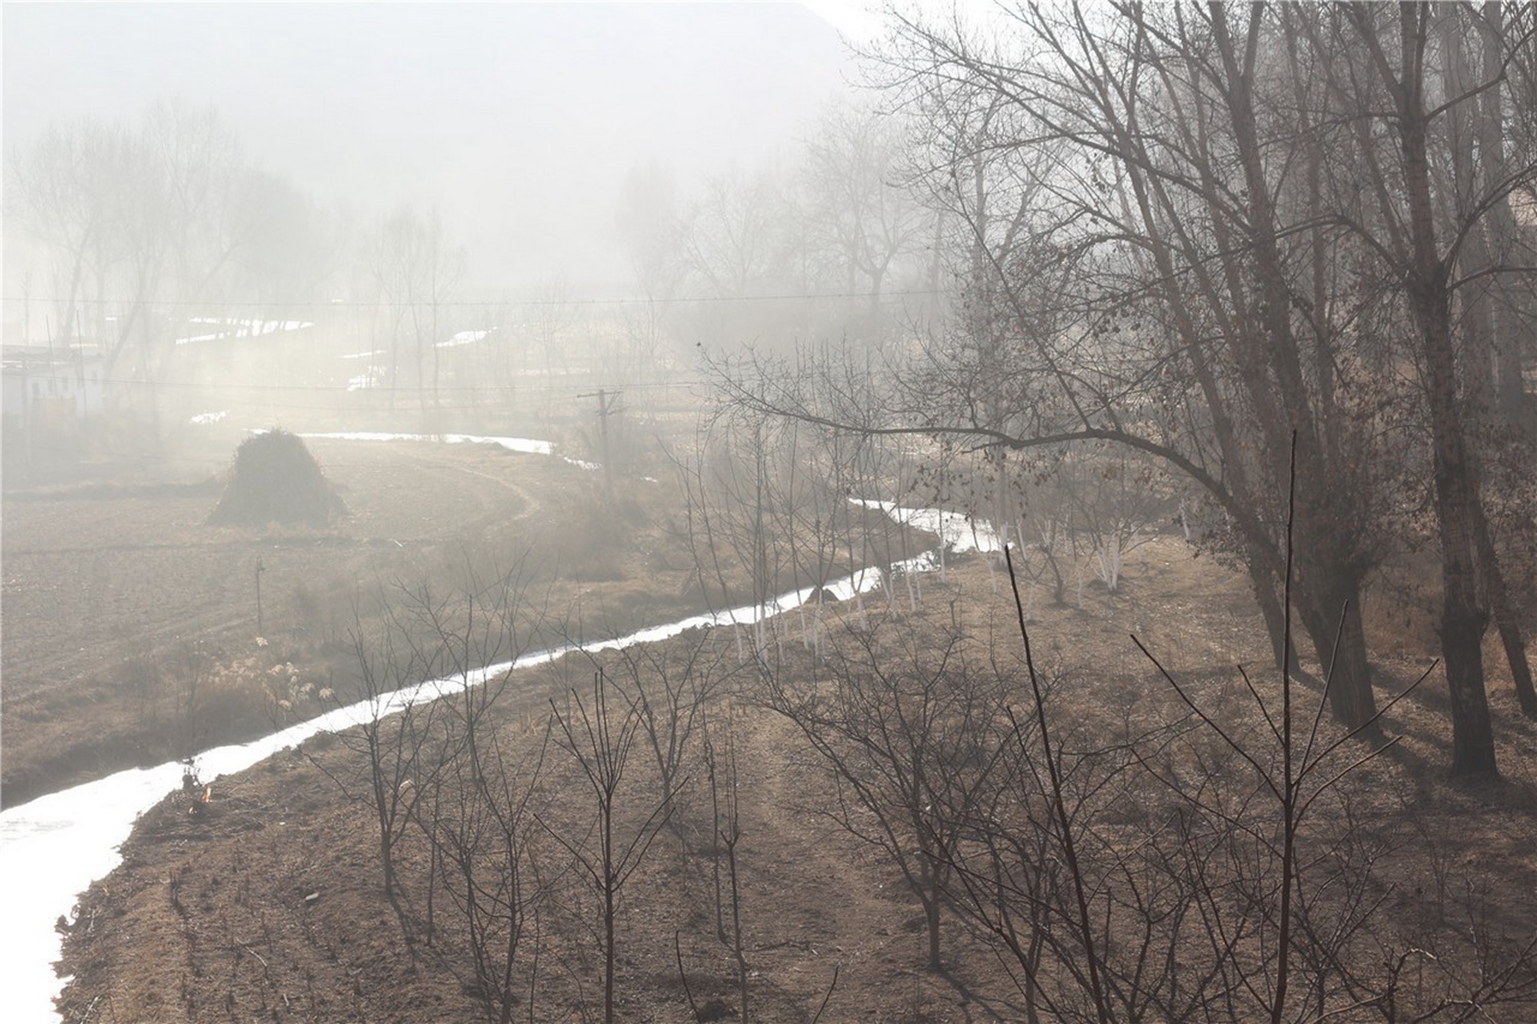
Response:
[724, 706, 1024, 1021]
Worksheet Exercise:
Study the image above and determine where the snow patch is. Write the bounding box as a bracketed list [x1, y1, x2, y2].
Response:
[298, 431, 554, 456]
[852, 499, 1003, 554]
[174, 319, 313, 346]
[436, 329, 491, 349]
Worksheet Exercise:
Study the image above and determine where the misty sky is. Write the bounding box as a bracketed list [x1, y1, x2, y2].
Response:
[4, 2, 870, 292]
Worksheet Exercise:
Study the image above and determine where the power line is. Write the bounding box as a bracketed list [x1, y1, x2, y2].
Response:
[7, 373, 710, 394]
[2, 287, 945, 309]
[4, 440, 591, 471]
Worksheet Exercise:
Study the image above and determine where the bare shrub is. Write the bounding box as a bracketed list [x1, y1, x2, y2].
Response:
[918, 526, 1537, 1022]
[763, 610, 1016, 971]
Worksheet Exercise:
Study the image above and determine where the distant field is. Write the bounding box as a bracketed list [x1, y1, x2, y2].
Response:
[0, 435, 661, 806]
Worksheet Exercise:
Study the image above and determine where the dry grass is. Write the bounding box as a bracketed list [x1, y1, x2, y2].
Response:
[55, 536, 1537, 1022]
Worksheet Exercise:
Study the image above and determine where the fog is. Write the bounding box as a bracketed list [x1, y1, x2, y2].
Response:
[4, 2, 861, 292]
[9, 2, 1537, 1020]
[3, 2, 915, 477]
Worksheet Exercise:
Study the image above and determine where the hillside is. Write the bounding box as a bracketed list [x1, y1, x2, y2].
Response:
[55, 539, 1537, 1022]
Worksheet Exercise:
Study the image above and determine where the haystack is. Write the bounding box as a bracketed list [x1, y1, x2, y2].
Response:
[207, 429, 347, 528]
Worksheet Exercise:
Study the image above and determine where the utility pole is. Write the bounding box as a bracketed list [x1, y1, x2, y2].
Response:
[578, 388, 621, 501]
[255, 557, 266, 637]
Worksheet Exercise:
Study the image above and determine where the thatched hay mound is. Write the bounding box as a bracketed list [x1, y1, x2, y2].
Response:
[207, 430, 346, 528]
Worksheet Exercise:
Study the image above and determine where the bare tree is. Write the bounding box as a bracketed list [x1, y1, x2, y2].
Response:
[719, 1, 1537, 774]
[6, 116, 134, 351]
[922, 505, 1537, 1021]
[582, 628, 737, 819]
[799, 100, 932, 344]
[1322, 1, 1537, 772]
[702, 707, 751, 1021]
[309, 554, 549, 1021]
[528, 276, 581, 424]
[425, 711, 549, 1024]
[615, 161, 685, 376]
[764, 612, 1012, 971]
[542, 673, 684, 1024]
[368, 204, 464, 420]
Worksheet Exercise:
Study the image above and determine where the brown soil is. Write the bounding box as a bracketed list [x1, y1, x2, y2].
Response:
[52, 537, 1537, 1023]
[1, 436, 723, 807]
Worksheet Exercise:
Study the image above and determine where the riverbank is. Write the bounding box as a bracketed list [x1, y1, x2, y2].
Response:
[0, 430, 931, 1022]
[51, 536, 1537, 1022]
[4, 432, 924, 807]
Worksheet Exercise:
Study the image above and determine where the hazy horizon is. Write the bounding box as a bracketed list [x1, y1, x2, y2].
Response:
[4, 2, 865, 295]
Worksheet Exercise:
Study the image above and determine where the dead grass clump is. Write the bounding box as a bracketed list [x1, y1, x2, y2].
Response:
[207, 429, 347, 528]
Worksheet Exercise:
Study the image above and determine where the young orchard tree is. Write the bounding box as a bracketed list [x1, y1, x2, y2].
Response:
[1056, 448, 1173, 595]
[764, 612, 1014, 972]
[767, 418, 843, 649]
[926, 504, 1537, 1022]
[425, 711, 549, 1024]
[578, 626, 740, 824]
[679, 409, 806, 660]
[701, 707, 751, 1021]
[542, 673, 684, 1024]
[310, 554, 545, 1015]
[311, 595, 450, 959]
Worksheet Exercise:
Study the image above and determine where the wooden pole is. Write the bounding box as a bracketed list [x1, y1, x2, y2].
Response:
[255, 558, 266, 637]
[579, 389, 620, 501]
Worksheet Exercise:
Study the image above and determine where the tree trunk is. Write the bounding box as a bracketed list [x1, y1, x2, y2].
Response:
[1475, 2, 1527, 423]
[1383, 4, 1498, 774]
[1472, 499, 1537, 716]
[919, 850, 942, 971]
[1295, 570, 1377, 734]
[1416, 277, 1496, 773]
[1241, 553, 1288, 674]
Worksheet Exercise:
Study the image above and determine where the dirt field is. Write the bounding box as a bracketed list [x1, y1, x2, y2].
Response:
[2, 423, 928, 809]
[50, 535, 1537, 1023]
[1, 434, 705, 807]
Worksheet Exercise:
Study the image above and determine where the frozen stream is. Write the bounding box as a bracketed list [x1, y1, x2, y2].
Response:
[854, 499, 1004, 556]
[0, 490, 991, 1023]
[0, 582, 881, 1022]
